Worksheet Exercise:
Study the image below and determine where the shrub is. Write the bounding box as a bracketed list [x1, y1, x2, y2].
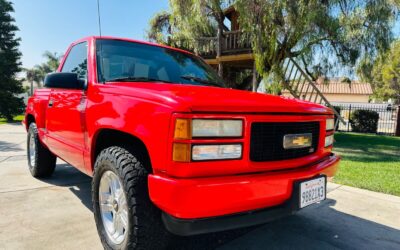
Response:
[350, 109, 379, 133]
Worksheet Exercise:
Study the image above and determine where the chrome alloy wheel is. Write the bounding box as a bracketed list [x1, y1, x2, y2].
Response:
[99, 171, 129, 245]
[28, 132, 36, 168]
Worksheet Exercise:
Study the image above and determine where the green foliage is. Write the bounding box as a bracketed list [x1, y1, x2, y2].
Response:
[235, 0, 399, 81]
[149, 1, 399, 90]
[349, 109, 379, 133]
[147, 1, 232, 48]
[0, 0, 24, 120]
[0, 114, 24, 124]
[358, 40, 400, 104]
[24, 51, 62, 87]
[147, 11, 172, 44]
[263, 71, 283, 94]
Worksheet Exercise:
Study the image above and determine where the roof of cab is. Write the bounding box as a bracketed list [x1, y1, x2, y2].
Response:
[71, 36, 194, 55]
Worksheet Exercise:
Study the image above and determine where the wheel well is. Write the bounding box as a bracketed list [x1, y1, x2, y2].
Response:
[92, 129, 152, 172]
[26, 114, 35, 128]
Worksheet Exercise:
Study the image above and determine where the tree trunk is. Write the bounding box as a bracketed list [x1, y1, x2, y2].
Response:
[217, 29, 224, 77]
[396, 106, 400, 137]
[252, 62, 258, 92]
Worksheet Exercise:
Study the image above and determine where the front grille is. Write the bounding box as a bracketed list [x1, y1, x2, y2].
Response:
[250, 122, 320, 162]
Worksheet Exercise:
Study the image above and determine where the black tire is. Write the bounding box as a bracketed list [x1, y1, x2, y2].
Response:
[27, 123, 57, 177]
[92, 146, 171, 250]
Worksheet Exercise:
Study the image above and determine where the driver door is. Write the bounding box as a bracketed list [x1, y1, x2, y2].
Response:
[45, 42, 88, 171]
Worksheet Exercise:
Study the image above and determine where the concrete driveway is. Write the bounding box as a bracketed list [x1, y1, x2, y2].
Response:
[0, 123, 399, 250]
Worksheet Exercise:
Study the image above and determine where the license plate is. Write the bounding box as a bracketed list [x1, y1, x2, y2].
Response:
[299, 176, 326, 208]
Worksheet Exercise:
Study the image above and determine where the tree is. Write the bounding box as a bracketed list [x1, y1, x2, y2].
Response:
[358, 40, 400, 104]
[149, 0, 399, 91]
[235, 0, 399, 84]
[147, 0, 234, 75]
[24, 67, 41, 95]
[37, 51, 62, 75]
[148, 1, 233, 43]
[0, 0, 24, 121]
[24, 51, 62, 90]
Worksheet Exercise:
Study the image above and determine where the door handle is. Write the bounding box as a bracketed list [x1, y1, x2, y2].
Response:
[48, 99, 54, 107]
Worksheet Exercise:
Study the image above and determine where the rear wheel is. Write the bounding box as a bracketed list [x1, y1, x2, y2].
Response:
[92, 146, 171, 250]
[27, 123, 56, 177]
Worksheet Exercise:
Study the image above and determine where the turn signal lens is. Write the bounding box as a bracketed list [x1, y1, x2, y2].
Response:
[174, 119, 191, 139]
[326, 119, 335, 131]
[325, 135, 334, 147]
[172, 143, 191, 162]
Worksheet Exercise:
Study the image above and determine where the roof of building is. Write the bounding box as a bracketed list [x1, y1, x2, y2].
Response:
[283, 80, 373, 95]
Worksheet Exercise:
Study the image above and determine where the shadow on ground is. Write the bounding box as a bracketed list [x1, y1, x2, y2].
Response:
[40, 163, 400, 250]
[0, 140, 24, 152]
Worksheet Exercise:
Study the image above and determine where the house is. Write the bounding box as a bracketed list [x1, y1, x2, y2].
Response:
[282, 79, 373, 103]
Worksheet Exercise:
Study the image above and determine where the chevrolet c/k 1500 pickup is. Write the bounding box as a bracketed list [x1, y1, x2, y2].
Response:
[24, 36, 340, 250]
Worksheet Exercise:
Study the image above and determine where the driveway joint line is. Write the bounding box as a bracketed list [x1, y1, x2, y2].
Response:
[0, 180, 91, 194]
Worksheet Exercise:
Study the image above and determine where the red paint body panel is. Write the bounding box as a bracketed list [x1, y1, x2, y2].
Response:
[149, 154, 340, 219]
[45, 88, 87, 172]
[24, 36, 340, 221]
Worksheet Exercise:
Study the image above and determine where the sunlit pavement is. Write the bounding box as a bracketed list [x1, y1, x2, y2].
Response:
[0, 123, 399, 250]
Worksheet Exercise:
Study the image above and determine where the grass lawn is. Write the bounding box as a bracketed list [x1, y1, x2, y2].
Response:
[333, 132, 400, 196]
[0, 115, 24, 125]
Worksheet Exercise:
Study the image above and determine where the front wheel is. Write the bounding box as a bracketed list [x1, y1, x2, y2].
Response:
[27, 123, 56, 177]
[92, 146, 170, 250]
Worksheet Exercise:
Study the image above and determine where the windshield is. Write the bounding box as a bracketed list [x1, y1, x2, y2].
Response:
[96, 39, 225, 87]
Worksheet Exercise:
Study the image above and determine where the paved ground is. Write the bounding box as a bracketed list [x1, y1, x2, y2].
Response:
[0, 123, 399, 250]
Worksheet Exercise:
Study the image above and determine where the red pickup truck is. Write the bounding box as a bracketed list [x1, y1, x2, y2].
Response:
[24, 36, 340, 249]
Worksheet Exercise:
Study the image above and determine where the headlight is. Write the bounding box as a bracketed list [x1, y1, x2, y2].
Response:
[192, 144, 242, 161]
[192, 119, 243, 137]
[174, 119, 243, 139]
[325, 134, 334, 147]
[326, 118, 335, 131]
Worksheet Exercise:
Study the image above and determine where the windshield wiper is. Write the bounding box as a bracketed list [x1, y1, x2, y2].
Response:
[180, 75, 223, 88]
[105, 76, 174, 84]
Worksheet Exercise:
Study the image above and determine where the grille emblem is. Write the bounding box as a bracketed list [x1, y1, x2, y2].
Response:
[283, 133, 312, 149]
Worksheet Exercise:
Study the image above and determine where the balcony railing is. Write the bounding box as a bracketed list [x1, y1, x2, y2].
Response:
[172, 31, 252, 58]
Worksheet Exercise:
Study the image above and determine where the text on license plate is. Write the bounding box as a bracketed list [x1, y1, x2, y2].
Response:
[299, 176, 326, 208]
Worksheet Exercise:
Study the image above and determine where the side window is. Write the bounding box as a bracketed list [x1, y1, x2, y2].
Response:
[61, 42, 88, 80]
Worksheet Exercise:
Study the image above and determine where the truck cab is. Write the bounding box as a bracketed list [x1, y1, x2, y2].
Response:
[24, 36, 340, 250]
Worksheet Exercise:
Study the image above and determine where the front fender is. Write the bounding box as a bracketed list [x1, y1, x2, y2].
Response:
[86, 90, 174, 173]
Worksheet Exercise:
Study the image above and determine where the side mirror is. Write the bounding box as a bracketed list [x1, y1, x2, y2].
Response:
[44, 72, 85, 90]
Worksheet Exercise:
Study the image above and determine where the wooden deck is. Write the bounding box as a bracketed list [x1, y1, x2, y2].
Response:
[174, 31, 254, 67]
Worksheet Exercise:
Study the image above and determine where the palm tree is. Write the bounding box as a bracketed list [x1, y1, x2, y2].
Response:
[24, 68, 42, 95]
[24, 51, 63, 95]
[42, 51, 62, 72]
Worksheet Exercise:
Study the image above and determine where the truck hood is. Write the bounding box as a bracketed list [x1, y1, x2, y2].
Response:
[104, 82, 333, 115]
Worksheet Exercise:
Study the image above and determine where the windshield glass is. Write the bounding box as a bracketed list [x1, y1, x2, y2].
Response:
[96, 39, 225, 87]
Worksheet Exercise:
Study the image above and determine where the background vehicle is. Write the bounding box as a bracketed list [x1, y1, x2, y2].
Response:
[24, 36, 340, 249]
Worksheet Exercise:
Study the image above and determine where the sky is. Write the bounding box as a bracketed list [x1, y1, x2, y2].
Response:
[11, 0, 169, 68]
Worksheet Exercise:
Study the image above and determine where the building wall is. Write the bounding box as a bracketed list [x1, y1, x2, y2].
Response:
[283, 93, 370, 103]
[320, 94, 370, 103]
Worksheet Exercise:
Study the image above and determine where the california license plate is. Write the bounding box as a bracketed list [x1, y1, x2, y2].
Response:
[299, 176, 326, 208]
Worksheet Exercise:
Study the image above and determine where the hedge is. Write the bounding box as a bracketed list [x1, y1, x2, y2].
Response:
[350, 109, 379, 133]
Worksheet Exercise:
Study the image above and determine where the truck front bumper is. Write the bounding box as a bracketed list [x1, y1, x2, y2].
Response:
[148, 153, 340, 236]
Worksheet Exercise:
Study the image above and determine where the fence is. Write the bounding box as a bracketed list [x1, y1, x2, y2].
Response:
[334, 103, 399, 136]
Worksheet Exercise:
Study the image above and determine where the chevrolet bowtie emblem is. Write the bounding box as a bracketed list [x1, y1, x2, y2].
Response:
[283, 133, 312, 149]
[293, 136, 310, 146]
